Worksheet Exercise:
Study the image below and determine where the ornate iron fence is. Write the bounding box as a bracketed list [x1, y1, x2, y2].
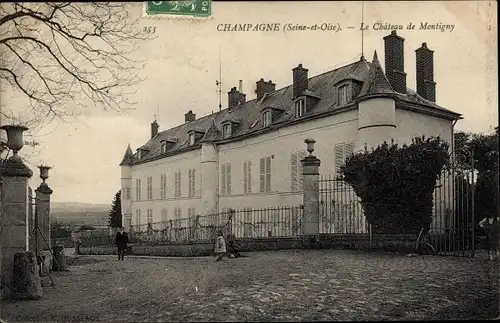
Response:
[319, 163, 478, 257]
[82, 206, 303, 247]
[319, 175, 367, 234]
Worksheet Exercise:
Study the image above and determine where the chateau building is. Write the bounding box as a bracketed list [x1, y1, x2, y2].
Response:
[120, 31, 461, 232]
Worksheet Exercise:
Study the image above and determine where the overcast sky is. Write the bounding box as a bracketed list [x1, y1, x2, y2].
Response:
[1, 1, 497, 205]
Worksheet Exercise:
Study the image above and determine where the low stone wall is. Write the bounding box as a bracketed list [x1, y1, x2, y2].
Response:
[79, 234, 420, 257]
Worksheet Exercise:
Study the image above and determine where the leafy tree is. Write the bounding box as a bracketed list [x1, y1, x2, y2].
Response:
[108, 190, 122, 228]
[454, 128, 499, 225]
[340, 136, 450, 234]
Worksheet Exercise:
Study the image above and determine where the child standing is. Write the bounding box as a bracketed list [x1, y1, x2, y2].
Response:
[214, 230, 226, 261]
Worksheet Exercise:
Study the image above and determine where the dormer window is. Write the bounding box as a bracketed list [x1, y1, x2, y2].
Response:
[294, 99, 305, 118]
[338, 84, 349, 105]
[189, 133, 195, 146]
[137, 150, 142, 159]
[222, 123, 231, 138]
[161, 141, 167, 154]
[263, 111, 272, 127]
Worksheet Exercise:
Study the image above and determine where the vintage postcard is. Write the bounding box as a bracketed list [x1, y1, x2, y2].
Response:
[0, 1, 498, 321]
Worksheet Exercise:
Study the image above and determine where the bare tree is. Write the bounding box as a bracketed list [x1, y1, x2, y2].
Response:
[0, 2, 151, 128]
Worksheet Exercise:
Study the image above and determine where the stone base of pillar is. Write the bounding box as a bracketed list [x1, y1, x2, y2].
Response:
[39, 250, 52, 276]
[52, 244, 69, 271]
[11, 251, 43, 300]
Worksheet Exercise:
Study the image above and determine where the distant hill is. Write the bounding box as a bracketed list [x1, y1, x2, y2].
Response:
[51, 202, 110, 214]
[51, 202, 111, 227]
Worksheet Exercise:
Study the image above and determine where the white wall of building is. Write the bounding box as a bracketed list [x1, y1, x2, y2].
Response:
[122, 103, 457, 232]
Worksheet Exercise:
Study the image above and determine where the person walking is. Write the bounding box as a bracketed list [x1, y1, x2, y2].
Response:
[115, 227, 129, 261]
[214, 230, 226, 261]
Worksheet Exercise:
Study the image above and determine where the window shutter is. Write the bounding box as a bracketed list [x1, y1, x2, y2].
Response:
[345, 142, 355, 162]
[334, 143, 344, 174]
[265, 157, 271, 192]
[243, 162, 248, 194]
[227, 164, 232, 195]
[260, 158, 265, 192]
[178, 172, 181, 197]
[291, 152, 298, 191]
[298, 151, 306, 190]
[247, 161, 252, 193]
[192, 170, 196, 196]
[221, 164, 226, 196]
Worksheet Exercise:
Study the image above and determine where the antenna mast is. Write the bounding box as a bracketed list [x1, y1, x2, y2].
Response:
[216, 48, 222, 112]
[361, 1, 365, 59]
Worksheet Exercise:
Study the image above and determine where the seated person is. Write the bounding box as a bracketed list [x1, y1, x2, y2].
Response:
[226, 234, 245, 258]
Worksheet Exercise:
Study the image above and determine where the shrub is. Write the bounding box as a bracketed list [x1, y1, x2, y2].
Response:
[340, 136, 449, 234]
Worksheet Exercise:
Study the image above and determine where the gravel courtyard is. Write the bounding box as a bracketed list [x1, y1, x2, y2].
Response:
[1, 250, 498, 322]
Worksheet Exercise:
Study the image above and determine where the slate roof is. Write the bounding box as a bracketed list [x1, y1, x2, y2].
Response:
[121, 51, 461, 166]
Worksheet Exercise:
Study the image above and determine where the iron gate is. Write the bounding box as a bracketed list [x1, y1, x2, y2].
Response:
[319, 164, 476, 257]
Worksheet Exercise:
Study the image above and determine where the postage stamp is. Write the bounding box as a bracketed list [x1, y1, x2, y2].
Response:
[144, 1, 212, 20]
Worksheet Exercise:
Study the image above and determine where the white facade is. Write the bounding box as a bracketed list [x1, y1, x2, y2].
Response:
[121, 103, 455, 232]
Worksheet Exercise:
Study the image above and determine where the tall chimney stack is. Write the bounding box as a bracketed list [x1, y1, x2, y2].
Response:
[415, 42, 436, 102]
[255, 79, 276, 100]
[184, 110, 196, 122]
[151, 120, 159, 139]
[383, 30, 407, 94]
[292, 64, 308, 98]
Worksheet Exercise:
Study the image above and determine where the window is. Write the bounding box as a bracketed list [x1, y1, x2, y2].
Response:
[174, 207, 182, 220]
[147, 209, 153, 229]
[243, 161, 252, 194]
[160, 174, 167, 199]
[259, 157, 272, 193]
[222, 124, 231, 139]
[295, 99, 305, 118]
[161, 141, 167, 154]
[174, 171, 181, 197]
[291, 151, 307, 192]
[188, 169, 196, 197]
[189, 133, 195, 146]
[338, 85, 349, 106]
[334, 141, 355, 175]
[220, 163, 232, 196]
[135, 179, 141, 201]
[161, 208, 168, 229]
[147, 176, 153, 200]
[135, 209, 141, 231]
[125, 215, 132, 230]
[263, 111, 272, 127]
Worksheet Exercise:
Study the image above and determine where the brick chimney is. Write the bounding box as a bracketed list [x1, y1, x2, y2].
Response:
[383, 30, 407, 94]
[255, 79, 276, 100]
[151, 120, 159, 139]
[292, 64, 309, 98]
[228, 87, 246, 110]
[185, 110, 196, 122]
[415, 42, 436, 102]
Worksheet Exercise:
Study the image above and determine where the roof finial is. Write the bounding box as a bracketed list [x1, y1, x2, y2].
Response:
[373, 50, 379, 62]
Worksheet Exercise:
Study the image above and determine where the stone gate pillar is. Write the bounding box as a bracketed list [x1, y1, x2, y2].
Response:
[0, 153, 33, 289]
[301, 139, 321, 246]
[35, 176, 53, 251]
